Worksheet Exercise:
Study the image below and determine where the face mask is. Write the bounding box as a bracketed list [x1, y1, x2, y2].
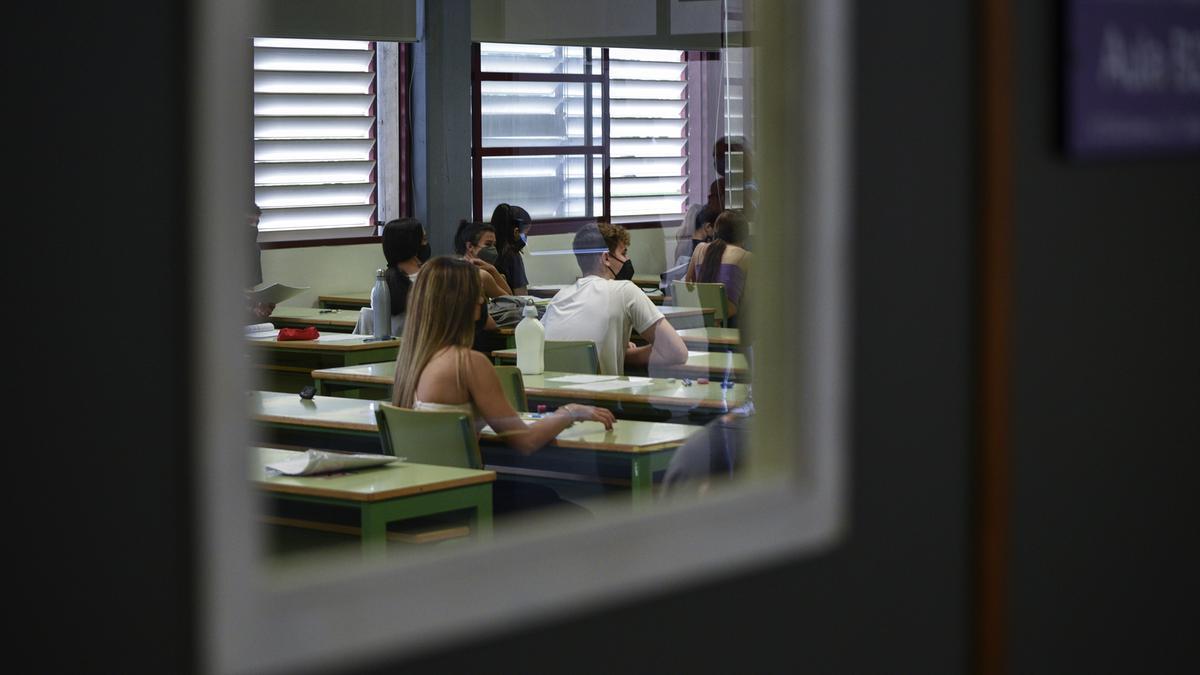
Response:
[608, 254, 634, 281]
[513, 231, 527, 251]
[478, 245, 499, 264]
[418, 243, 432, 262]
[714, 154, 727, 177]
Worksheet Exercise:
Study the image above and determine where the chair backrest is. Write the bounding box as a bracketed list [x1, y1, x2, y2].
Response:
[374, 404, 482, 469]
[671, 280, 729, 326]
[543, 340, 600, 374]
[493, 365, 528, 412]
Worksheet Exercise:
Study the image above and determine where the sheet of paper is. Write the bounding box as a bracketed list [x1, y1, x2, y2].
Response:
[247, 329, 280, 340]
[265, 449, 399, 476]
[245, 282, 309, 305]
[545, 374, 619, 384]
[563, 379, 652, 392]
[318, 332, 374, 343]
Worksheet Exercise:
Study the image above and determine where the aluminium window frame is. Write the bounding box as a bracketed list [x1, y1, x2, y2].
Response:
[196, 1, 849, 673]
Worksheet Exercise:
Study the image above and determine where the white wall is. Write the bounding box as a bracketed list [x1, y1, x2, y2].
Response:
[260, 243, 382, 307]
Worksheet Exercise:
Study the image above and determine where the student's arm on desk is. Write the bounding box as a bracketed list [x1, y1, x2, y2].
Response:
[473, 260, 513, 297]
[625, 317, 688, 369]
[464, 351, 614, 454]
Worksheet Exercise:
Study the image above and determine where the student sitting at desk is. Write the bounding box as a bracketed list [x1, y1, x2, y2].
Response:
[685, 209, 751, 328]
[490, 203, 532, 295]
[392, 256, 614, 454]
[353, 218, 430, 336]
[542, 222, 689, 375]
[454, 220, 509, 353]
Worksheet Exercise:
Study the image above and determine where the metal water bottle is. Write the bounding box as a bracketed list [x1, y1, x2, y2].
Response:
[370, 268, 391, 340]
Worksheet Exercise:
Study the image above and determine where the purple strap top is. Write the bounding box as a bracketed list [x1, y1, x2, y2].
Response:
[715, 263, 745, 305]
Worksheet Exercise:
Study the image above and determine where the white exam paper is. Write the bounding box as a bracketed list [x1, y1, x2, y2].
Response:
[546, 374, 619, 384]
[265, 449, 400, 476]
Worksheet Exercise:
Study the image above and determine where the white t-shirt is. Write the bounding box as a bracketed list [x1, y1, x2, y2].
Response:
[542, 276, 663, 375]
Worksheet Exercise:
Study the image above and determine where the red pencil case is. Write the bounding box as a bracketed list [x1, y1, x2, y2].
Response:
[277, 326, 320, 341]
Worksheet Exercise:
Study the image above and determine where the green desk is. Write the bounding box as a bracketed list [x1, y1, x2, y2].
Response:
[247, 333, 399, 393]
[676, 327, 742, 352]
[269, 307, 359, 333]
[250, 392, 699, 509]
[528, 283, 667, 305]
[253, 446, 494, 556]
[311, 364, 748, 422]
[492, 349, 749, 382]
[631, 273, 662, 291]
[318, 291, 371, 310]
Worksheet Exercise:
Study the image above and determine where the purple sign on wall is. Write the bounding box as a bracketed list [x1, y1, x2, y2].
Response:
[1066, 0, 1200, 156]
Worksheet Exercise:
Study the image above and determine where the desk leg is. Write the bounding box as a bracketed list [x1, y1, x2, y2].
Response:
[359, 505, 388, 557]
[630, 456, 654, 512]
[470, 485, 494, 543]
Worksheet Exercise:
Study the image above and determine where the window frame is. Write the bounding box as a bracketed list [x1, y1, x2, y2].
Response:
[199, 1, 850, 672]
[471, 42, 696, 231]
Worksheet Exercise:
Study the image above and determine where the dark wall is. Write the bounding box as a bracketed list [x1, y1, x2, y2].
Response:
[19, 1, 194, 673]
[1008, 2, 1200, 673]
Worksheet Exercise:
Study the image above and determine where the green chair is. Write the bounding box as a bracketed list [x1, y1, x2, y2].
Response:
[493, 365, 528, 412]
[671, 280, 729, 327]
[543, 340, 600, 374]
[370, 404, 485, 548]
[375, 404, 482, 469]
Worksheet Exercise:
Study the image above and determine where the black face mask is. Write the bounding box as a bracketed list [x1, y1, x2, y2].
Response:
[513, 233, 527, 251]
[608, 255, 634, 281]
[418, 243, 432, 262]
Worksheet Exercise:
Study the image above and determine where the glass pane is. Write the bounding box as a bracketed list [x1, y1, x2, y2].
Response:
[481, 154, 598, 219]
[480, 42, 604, 76]
[481, 82, 605, 148]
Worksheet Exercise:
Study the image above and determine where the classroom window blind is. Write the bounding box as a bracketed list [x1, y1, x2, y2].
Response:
[253, 38, 378, 233]
[473, 43, 689, 225]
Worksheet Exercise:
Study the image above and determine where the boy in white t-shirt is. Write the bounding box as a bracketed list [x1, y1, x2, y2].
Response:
[542, 222, 688, 375]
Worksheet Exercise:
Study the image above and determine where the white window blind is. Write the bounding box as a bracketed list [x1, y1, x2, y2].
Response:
[607, 48, 687, 222]
[477, 43, 688, 224]
[253, 38, 377, 233]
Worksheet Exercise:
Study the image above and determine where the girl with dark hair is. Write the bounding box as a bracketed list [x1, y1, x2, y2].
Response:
[353, 218, 429, 336]
[452, 220, 512, 354]
[684, 210, 751, 327]
[489, 203, 532, 295]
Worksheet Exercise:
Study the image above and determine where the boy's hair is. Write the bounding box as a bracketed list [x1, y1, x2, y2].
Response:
[572, 221, 629, 273]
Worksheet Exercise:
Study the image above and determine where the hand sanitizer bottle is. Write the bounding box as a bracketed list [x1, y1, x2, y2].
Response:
[370, 268, 391, 340]
[515, 304, 545, 375]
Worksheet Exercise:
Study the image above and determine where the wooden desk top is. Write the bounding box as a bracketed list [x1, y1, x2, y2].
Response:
[491, 349, 748, 378]
[269, 306, 359, 329]
[528, 282, 666, 304]
[657, 306, 711, 318]
[676, 327, 741, 347]
[309, 365, 749, 411]
[318, 291, 371, 308]
[631, 274, 661, 289]
[250, 392, 699, 454]
[246, 332, 399, 352]
[252, 446, 494, 502]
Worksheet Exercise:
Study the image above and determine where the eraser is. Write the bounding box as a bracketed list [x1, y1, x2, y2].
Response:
[697, 378, 710, 385]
